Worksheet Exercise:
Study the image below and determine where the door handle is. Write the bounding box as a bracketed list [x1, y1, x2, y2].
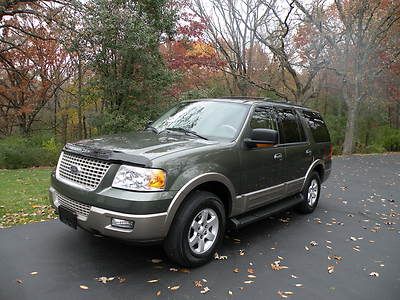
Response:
[305, 149, 312, 156]
[274, 153, 283, 160]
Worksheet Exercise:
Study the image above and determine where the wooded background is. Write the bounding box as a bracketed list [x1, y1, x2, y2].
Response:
[0, 0, 399, 168]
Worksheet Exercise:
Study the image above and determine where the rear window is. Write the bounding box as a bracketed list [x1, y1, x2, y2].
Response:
[302, 111, 330, 143]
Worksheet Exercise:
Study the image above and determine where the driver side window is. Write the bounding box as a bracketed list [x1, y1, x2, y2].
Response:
[250, 107, 278, 130]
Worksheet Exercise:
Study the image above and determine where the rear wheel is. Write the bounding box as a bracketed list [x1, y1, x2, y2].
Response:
[296, 171, 321, 214]
[163, 190, 225, 267]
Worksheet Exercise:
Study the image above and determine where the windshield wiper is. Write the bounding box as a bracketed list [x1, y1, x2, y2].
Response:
[164, 127, 208, 140]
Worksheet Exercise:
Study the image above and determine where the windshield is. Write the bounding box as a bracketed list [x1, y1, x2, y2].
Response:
[151, 101, 250, 141]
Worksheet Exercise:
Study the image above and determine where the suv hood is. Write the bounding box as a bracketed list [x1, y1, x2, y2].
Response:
[63, 131, 220, 166]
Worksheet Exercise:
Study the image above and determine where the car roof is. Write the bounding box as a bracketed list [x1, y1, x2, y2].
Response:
[185, 97, 315, 111]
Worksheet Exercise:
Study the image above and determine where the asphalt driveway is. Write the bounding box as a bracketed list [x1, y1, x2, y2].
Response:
[1, 154, 399, 300]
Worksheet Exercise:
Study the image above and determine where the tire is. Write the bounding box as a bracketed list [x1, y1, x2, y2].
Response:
[296, 171, 321, 214]
[163, 190, 226, 267]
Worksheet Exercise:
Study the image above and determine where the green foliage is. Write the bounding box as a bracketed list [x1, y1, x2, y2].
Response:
[0, 168, 55, 227]
[0, 134, 62, 169]
[91, 111, 150, 135]
[381, 127, 400, 152]
[81, 0, 177, 115]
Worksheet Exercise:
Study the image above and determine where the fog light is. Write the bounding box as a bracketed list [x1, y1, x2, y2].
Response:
[111, 218, 134, 229]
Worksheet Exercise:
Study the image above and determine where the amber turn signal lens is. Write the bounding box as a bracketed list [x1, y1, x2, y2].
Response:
[256, 143, 273, 148]
[148, 169, 166, 189]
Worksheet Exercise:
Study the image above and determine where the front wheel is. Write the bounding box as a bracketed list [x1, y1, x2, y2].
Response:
[296, 171, 321, 214]
[163, 191, 225, 267]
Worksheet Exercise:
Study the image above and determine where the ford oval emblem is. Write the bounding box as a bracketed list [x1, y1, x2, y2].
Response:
[70, 165, 81, 174]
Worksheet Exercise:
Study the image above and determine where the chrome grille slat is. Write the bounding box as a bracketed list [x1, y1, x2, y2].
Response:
[56, 151, 111, 190]
[56, 192, 91, 217]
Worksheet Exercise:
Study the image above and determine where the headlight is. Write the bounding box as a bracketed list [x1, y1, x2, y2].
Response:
[112, 165, 166, 191]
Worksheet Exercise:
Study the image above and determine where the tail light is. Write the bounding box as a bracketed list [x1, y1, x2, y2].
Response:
[327, 144, 333, 159]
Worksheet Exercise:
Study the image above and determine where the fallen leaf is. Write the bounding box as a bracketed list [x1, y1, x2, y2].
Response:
[96, 276, 115, 284]
[248, 275, 256, 278]
[147, 279, 159, 283]
[328, 265, 335, 274]
[200, 287, 210, 294]
[169, 285, 180, 291]
[277, 290, 294, 298]
[30, 272, 38, 276]
[247, 268, 255, 274]
[228, 290, 233, 295]
[310, 241, 318, 246]
[16, 279, 23, 284]
[214, 252, 228, 260]
[328, 255, 343, 261]
[80, 285, 89, 290]
[369, 272, 379, 277]
[233, 268, 239, 273]
[151, 258, 163, 264]
[117, 276, 126, 283]
[239, 249, 245, 256]
[156, 290, 161, 296]
[271, 261, 288, 271]
[179, 268, 190, 273]
[295, 283, 303, 287]
[244, 280, 254, 284]
[194, 280, 203, 288]
[169, 268, 179, 272]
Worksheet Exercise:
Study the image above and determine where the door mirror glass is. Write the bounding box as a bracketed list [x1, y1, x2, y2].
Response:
[245, 128, 279, 148]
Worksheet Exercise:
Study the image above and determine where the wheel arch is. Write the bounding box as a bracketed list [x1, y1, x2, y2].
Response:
[164, 173, 235, 234]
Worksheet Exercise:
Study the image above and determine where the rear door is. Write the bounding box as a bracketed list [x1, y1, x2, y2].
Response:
[241, 106, 286, 209]
[301, 110, 332, 175]
[276, 107, 313, 195]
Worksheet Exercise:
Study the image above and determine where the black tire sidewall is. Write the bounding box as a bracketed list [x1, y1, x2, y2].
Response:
[299, 172, 321, 213]
[164, 191, 226, 267]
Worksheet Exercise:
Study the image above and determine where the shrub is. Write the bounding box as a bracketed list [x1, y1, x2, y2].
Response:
[382, 130, 400, 151]
[0, 134, 62, 169]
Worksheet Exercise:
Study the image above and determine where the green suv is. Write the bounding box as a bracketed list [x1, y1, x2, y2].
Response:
[49, 98, 332, 267]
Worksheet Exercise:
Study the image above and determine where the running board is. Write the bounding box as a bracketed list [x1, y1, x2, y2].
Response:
[228, 194, 304, 230]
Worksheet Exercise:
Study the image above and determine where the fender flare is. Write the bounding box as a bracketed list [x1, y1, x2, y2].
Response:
[163, 172, 235, 233]
[301, 159, 324, 190]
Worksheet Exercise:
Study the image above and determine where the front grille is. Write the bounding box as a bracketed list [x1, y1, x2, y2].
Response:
[56, 151, 111, 191]
[56, 192, 91, 217]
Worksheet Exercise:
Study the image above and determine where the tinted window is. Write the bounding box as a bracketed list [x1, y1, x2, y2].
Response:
[302, 111, 330, 143]
[277, 108, 304, 143]
[250, 107, 277, 130]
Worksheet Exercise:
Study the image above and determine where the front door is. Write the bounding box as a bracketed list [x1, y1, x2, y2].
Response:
[241, 106, 286, 210]
[276, 107, 313, 194]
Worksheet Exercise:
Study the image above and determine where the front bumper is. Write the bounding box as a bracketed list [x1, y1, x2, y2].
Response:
[49, 187, 169, 242]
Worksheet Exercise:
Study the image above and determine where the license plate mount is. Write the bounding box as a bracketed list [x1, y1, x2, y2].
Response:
[59, 206, 77, 229]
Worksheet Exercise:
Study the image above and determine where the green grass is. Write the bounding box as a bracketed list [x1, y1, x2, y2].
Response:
[0, 167, 56, 228]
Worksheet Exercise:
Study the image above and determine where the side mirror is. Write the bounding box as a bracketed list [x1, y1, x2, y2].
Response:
[244, 128, 279, 148]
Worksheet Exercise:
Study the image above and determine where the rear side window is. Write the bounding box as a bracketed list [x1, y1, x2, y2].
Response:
[277, 108, 305, 143]
[250, 107, 277, 130]
[302, 111, 330, 143]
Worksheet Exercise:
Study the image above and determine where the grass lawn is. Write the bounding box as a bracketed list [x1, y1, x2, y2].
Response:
[0, 167, 56, 228]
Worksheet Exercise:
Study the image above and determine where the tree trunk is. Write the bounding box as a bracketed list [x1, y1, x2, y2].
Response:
[77, 55, 83, 140]
[62, 114, 68, 146]
[342, 104, 358, 154]
[53, 89, 58, 137]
